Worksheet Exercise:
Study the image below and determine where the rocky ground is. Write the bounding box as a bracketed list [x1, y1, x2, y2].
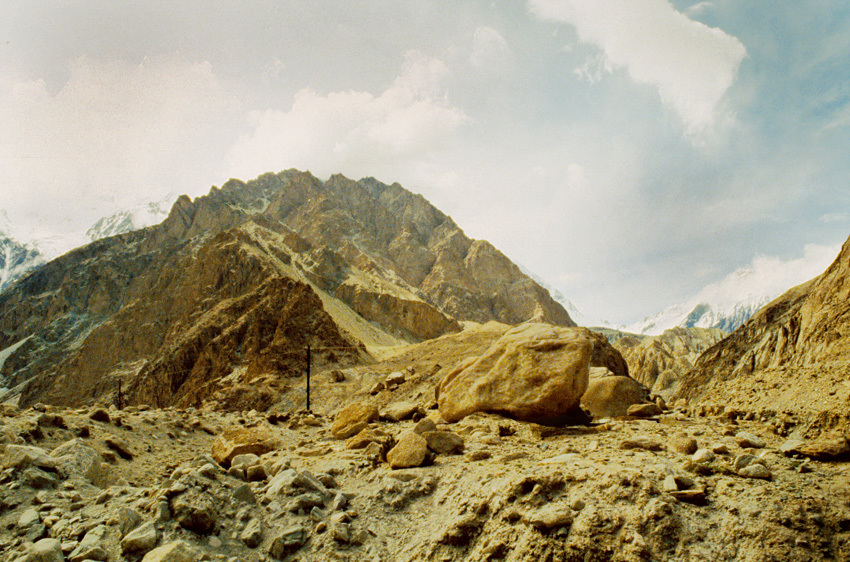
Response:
[2, 395, 850, 562]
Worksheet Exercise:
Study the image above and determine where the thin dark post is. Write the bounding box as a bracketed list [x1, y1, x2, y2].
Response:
[306, 345, 311, 412]
[117, 380, 123, 410]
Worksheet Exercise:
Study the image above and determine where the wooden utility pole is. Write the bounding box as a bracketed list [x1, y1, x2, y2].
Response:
[306, 345, 311, 412]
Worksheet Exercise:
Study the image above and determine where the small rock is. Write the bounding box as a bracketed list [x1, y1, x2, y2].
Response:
[172, 493, 217, 534]
[733, 454, 759, 471]
[668, 488, 707, 505]
[466, 450, 491, 461]
[369, 381, 385, 395]
[330, 370, 346, 383]
[711, 442, 730, 455]
[735, 431, 765, 449]
[692, 449, 715, 464]
[381, 401, 423, 422]
[738, 464, 772, 479]
[386, 432, 429, 469]
[268, 525, 308, 559]
[331, 402, 379, 440]
[69, 524, 108, 562]
[385, 371, 406, 387]
[140, 540, 197, 562]
[121, 520, 159, 555]
[18, 508, 41, 529]
[241, 518, 263, 548]
[413, 418, 438, 435]
[790, 438, 850, 461]
[619, 437, 663, 452]
[668, 433, 698, 455]
[233, 484, 256, 505]
[28, 538, 64, 562]
[422, 431, 465, 454]
[627, 403, 662, 418]
[211, 426, 280, 467]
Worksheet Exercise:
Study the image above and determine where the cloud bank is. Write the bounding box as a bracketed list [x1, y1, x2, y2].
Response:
[0, 56, 239, 245]
[529, 0, 747, 135]
[226, 52, 467, 183]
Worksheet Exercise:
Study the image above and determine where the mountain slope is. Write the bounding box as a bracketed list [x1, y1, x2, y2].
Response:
[0, 170, 573, 410]
[679, 233, 850, 432]
[613, 327, 725, 400]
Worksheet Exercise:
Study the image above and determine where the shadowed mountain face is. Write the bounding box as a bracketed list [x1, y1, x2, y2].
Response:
[0, 170, 573, 410]
[679, 233, 850, 431]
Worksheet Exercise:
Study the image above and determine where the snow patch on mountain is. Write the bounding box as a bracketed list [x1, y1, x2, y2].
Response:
[86, 195, 176, 242]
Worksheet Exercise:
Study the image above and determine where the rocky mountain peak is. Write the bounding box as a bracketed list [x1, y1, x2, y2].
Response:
[0, 170, 573, 410]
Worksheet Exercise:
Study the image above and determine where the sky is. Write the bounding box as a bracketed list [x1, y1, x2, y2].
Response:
[2, 1, 850, 325]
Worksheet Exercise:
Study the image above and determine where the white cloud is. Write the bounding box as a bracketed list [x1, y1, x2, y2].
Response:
[528, 0, 747, 135]
[469, 26, 510, 70]
[226, 51, 467, 182]
[692, 242, 842, 312]
[0, 56, 239, 248]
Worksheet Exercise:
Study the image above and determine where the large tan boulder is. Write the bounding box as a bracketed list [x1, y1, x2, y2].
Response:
[437, 323, 592, 424]
[581, 375, 648, 419]
[211, 427, 279, 467]
[331, 402, 379, 439]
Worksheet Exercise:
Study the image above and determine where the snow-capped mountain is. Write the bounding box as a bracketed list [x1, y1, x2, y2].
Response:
[622, 296, 773, 336]
[0, 195, 176, 294]
[86, 195, 175, 242]
[0, 232, 45, 294]
[623, 244, 842, 336]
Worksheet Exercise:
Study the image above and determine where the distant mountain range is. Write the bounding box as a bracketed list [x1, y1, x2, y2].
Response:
[621, 295, 774, 336]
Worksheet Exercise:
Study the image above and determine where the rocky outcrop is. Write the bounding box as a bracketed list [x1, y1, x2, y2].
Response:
[679, 233, 850, 430]
[437, 324, 594, 424]
[614, 327, 725, 400]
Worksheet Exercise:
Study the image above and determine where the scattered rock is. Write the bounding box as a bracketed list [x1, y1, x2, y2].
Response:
[668, 433, 698, 455]
[121, 520, 159, 554]
[692, 449, 715, 464]
[619, 437, 663, 452]
[626, 403, 662, 418]
[735, 431, 765, 449]
[241, 518, 263, 548]
[268, 525, 308, 559]
[331, 402, 379, 439]
[422, 430, 464, 454]
[386, 432, 429, 469]
[738, 464, 772, 479]
[381, 401, 423, 422]
[211, 426, 279, 467]
[28, 538, 64, 562]
[141, 540, 197, 562]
